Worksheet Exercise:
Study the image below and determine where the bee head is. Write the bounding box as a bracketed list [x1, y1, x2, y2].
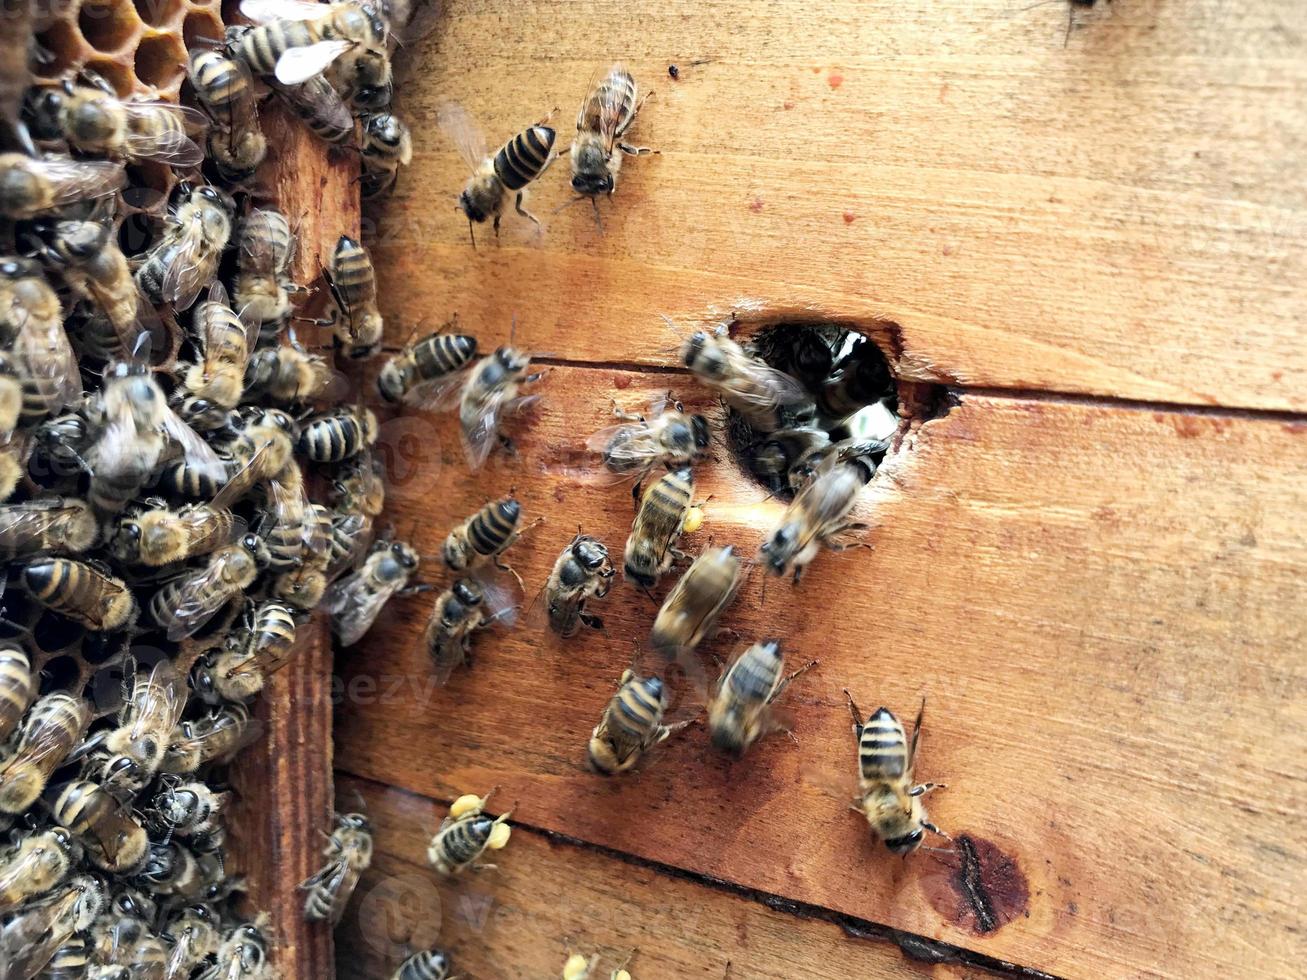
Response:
[457, 189, 487, 223]
[573, 537, 608, 570]
[760, 523, 799, 573]
[0, 257, 38, 281]
[353, 81, 392, 112]
[106, 754, 142, 786]
[55, 220, 108, 260]
[451, 579, 482, 607]
[690, 414, 711, 450]
[392, 541, 419, 569]
[623, 547, 656, 589]
[195, 184, 235, 215]
[571, 144, 612, 194]
[709, 712, 746, 755]
[884, 828, 924, 856]
[242, 533, 271, 567]
[23, 87, 67, 140]
[343, 812, 371, 831]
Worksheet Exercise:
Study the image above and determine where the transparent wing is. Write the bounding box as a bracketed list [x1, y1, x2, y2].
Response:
[326, 514, 373, 583]
[0, 502, 78, 544]
[126, 660, 186, 741]
[239, 0, 328, 22]
[460, 387, 510, 472]
[725, 360, 811, 412]
[121, 104, 206, 167]
[160, 401, 227, 480]
[160, 559, 238, 641]
[238, 209, 282, 271]
[327, 575, 402, 647]
[40, 157, 126, 207]
[479, 575, 519, 628]
[13, 316, 81, 410]
[14, 698, 88, 772]
[436, 101, 488, 172]
[584, 422, 662, 470]
[0, 886, 81, 977]
[159, 213, 211, 310]
[403, 367, 470, 412]
[275, 39, 354, 85]
[0, 845, 51, 912]
[596, 63, 632, 151]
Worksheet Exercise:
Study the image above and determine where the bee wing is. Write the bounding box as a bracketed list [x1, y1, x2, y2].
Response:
[459, 387, 511, 472]
[479, 575, 519, 628]
[39, 157, 126, 208]
[239, 0, 328, 22]
[275, 39, 354, 85]
[727, 359, 811, 411]
[160, 402, 227, 479]
[403, 367, 470, 412]
[127, 660, 187, 741]
[0, 888, 80, 977]
[0, 845, 49, 912]
[326, 574, 402, 647]
[121, 103, 207, 167]
[584, 423, 662, 469]
[210, 444, 266, 509]
[160, 559, 237, 641]
[326, 515, 373, 583]
[436, 102, 488, 173]
[300, 857, 355, 924]
[159, 213, 211, 311]
[238, 209, 282, 269]
[13, 317, 81, 411]
[595, 63, 631, 153]
[12, 699, 88, 772]
[0, 503, 73, 544]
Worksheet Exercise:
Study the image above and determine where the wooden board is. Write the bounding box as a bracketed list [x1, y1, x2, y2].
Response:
[333, 772, 987, 980]
[334, 368, 1307, 979]
[367, 0, 1307, 412]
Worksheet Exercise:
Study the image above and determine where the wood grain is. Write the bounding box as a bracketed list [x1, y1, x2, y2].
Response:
[335, 366, 1307, 979]
[364, 0, 1307, 412]
[333, 773, 960, 980]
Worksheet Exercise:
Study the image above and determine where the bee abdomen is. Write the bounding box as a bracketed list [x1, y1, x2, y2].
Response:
[610, 677, 662, 744]
[440, 817, 492, 866]
[859, 707, 908, 779]
[300, 414, 370, 462]
[304, 884, 336, 921]
[415, 334, 477, 379]
[492, 126, 555, 191]
[330, 237, 375, 300]
[397, 949, 451, 980]
[728, 646, 782, 704]
[190, 49, 246, 107]
[467, 497, 520, 556]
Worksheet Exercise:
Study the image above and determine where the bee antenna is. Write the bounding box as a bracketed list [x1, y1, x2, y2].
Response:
[466, 216, 476, 251]
[589, 197, 604, 236]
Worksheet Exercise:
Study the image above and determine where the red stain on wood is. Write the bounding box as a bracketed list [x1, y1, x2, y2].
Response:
[842, 211, 856, 224]
[749, 196, 765, 212]
[828, 73, 844, 89]
[782, 100, 796, 110]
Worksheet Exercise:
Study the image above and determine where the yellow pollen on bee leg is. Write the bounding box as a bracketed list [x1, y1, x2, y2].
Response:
[683, 507, 705, 534]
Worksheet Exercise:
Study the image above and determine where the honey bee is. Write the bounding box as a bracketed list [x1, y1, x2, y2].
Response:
[649, 545, 742, 659]
[425, 577, 515, 686]
[325, 538, 420, 646]
[0, 151, 125, 219]
[48, 778, 150, 872]
[193, 600, 297, 704]
[748, 426, 829, 493]
[96, 659, 188, 794]
[245, 343, 339, 404]
[0, 875, 103, 978]
[161, 904, 221, 980]
[533, 533, 613, 637]
[41, 934, 93, 980]
[136, 182, 236, 311]
[0, 257, 81, 427]
[109, 499, 241, 567]
[198, 916, 272, 980]
[300, 811, 372, 924]
[442, 493, 536, 586]
[360, 111, 413, 198]
[0, 693, 90, 813]
[459, 345, 544, 470]
[181, 282, 254, 410]
[0, 643, 35, 742]
[844, 693, 948, 855]
[187, 49, 267, 181]
[270, 75, 355, 146]
[272, 502, 333, 609]
[678, 321, 809, 432]
[162, 702, 259, 775]
[704, 641, 817, 756]
[759, 444, 876, 582]
[148, 777, 227, 840]
[147, 533, 270, 641]
[133, 840, 203, 898]
[0, 496, 96, 557]
[426, 788, 512, 875]
[586, 393, 710, 486]
[588, 667, 695, 775]
[393, 948, 454, 980]
[25, 75, 205, 167]
[331, 452, 385, 517]
[438, 102, 557, 245]
[322, 235, 383, 359]
[298, 404, 379, 462]
[569, 65, 656, 218]
[325, 508, 375, 583]
[376, 326, 477, 407]
[623, 466, 695, 589]
[0, 827, 78, 913]
[21, 557, 137, 630]
[232, 208, 296, 349]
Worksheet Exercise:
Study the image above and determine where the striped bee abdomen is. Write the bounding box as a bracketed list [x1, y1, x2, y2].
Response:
[417, 334, 477, 378]
[492, 125, 556, 191]
[467, 496, 520, 557]
[859, 707, 908, 779]
[441, 817, 493, 865]
[609, 675, 664, 748]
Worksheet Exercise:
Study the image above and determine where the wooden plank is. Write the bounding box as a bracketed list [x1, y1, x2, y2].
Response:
[366, 0, 1307, 411]
[333, 773, 955, 980]
[334, 366, 1307, 979]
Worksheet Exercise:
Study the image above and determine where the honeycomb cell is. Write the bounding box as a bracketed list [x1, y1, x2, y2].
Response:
[78, 0, 143, 54]
[39, 655, 82, 694]
[32, 613, 85, 656]
[32, 17, 84, 79]
[133, 0, 185, 27]
[118, 210, 159, 256]
[134, 31, 187, 90]
[123, 161, 174, 210]
[183, 9, 225, 49]
[84, 57, 136, 96]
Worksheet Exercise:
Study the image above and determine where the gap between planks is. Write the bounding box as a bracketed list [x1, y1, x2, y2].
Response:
[338, 770, 1063, 980]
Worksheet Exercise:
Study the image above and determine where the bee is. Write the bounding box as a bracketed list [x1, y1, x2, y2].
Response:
[25, 75, 205, 167]
[187, 48, 267, 181]
[425, 577, 515, 687]
[181, 282, 254, 410]
[533, 533, 613, 636]
[0, 643, 35, 742]
[679, 322, 810, 432]
[48, 778, 150, 872]
[437, 102, 557, 245]
[0, 693, 91, 813]
[132, 840, 203, 898]
[649, 545, 742, 659]
[320, 235, 383, 359]
[0, 496, 97, 557]
[193, 600, 297, 703]
[623, 466, 695, 589]
[588, 667, 695, 775]
[270, 75, 355, 145]
[298, 404, 379, 462]
[0, 258, 81, 427]
[42, 934, 94, 980]
[245, 343, 338, 404]
[147, 533, 270, 641]
[162, 904, 221, 980]
[326, 508, 375, 583]
[28, 219, 161, 361]
[586, 393, 710, 486]
[325, 538, 420, 646]
[198, 917, 272, 980]
[300, 811, 373, 924]
[96, 659, 188, 794]
[442, 493, 535, 586]
[426, 788, 512, 875]
[0, 827, 78, 913]
[569, 65, 656, 215]
[0, 875, 104, 978]
[704, 641, 817, 756]
[109, 500, 240, 567]
[331, 452, 385, 517]
[162, 702, 258, 775]
[233, 208, 296, 349]
[458, 345, 544, 470]
[220, 406, 299, 497]
[21, 557, 137, 630]
[816, 337, 893, 421]
[360, 111, 413, 198]
[136, 183, 237, 311]
[148, 777, 227, 840]
[748, 426, 830, 493]
[393, 948, 454, 980]
[233, 0, 392, 104]
[0, 151, 125, 219]
[845, 693, 948, 855]
[376, 326, 477, 407]
[759, 445, 876, 582]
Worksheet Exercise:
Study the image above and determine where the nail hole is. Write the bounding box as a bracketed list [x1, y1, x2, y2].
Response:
[78, 0, 142, 54]
[134, 32, 187, 91]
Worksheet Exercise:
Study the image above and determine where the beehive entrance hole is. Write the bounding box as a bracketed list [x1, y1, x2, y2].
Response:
[725, 319, 944, 498]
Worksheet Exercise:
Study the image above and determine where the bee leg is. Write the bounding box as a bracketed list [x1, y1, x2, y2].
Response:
[492, 213, 502, 238]
[771, 658, 820, 702]
[513, 193, 543, 230]
[617, 141, 659, 156]
[843, 689, 865, 740]
[631, 480, 643, 507]
[493, 556, 526, 593]
[580, 612, 604, 630]
[471, 862, 498, 872]
[910, 782, 946, 797]
[657, 715, 700, 742]
[923, 820, 952, 841]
